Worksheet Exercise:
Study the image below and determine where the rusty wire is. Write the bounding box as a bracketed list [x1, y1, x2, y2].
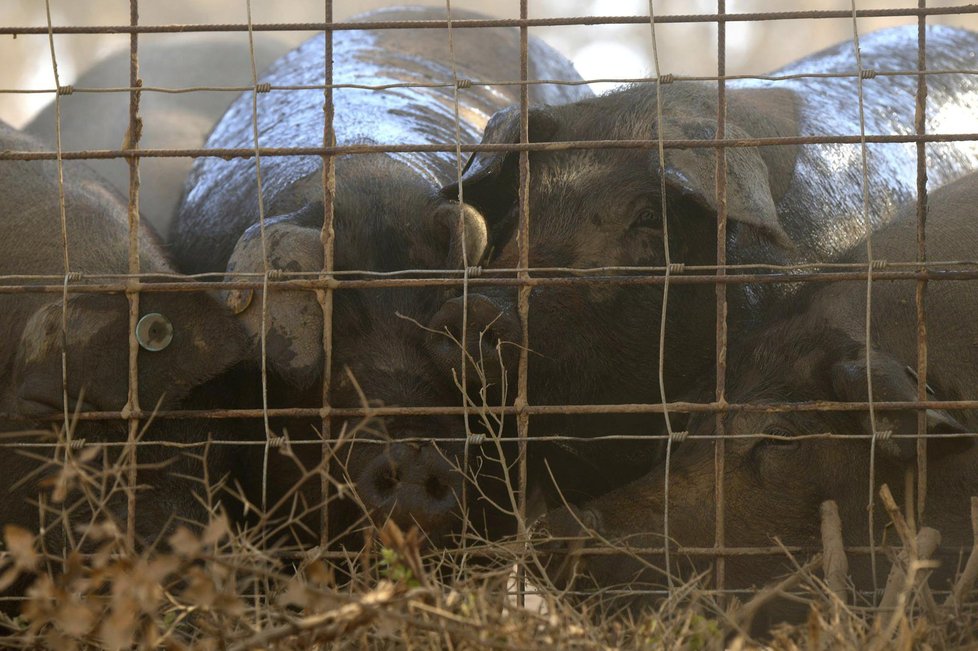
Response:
[848, 0, 884, 601]
[122, 0, 142, 551]
[914, 0, 931, 539]
[7, 395, 978, 423]
[317, 0, 338, 558]
[3, 5, 978, 35]
[7, 130, 978, 161]
[713, 0, 729, 596]
[6, 65, 978, 98]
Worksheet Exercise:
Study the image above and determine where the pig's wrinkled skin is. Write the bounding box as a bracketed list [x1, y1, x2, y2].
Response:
[538, 171, 978, 625]
[440, 25, 978, 501]
[173, 6, 591, 389]
[26, 38, 288, 238]
[0, 121, 249, 420]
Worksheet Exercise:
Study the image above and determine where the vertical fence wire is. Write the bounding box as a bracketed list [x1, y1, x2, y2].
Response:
[648, 0, 679, 590]
[914, 0, 930, 529]
[124, 0, 142, 552]
[713, 0, 729, 597]
[442, 0, 476, 563]
[244, 0, 272, 627]
[848, 0, 884, 601]
[515, 0, 532, 609]
[42, 0, 73, 568]
[318, 0, 337, 554]
[243, 0, 273, 461]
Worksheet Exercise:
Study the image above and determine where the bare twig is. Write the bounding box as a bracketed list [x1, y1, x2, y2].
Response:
[820, 500, 849, 604]
[879, 484, 918, 558]
[945, 496, 978, 609]
[879, 527, 941, 612]
[226, 582, 427, 651]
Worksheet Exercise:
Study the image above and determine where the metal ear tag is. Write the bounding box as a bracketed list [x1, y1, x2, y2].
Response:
[136, 313, 174, 352]
[226, 288, 254, 315]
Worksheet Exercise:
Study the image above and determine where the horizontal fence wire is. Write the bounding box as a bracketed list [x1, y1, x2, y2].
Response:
[4, 398, 978, 422]
[6, 258, 978, 279]
[6, 66, 978, 97]
[1, 430, 975, 448]
[3, 268, 978, 295]
[0, 542, 939, 560]
[6, 131, 978, 160]
[3, 5, 978, 35]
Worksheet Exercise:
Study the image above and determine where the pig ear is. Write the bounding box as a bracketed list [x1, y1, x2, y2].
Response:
[224, 208, 325, 390]
[657, 118, 791, 249]
[428, 201, 489, 268]
[440, 105, 559, 253]
[13, 296, 118, 416]
[830, 352, 971, 461]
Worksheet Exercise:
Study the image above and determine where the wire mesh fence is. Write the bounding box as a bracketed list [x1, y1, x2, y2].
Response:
[1, 0, 978, 647]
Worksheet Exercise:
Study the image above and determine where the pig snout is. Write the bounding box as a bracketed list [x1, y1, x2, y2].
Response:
[355, 441, 464, 537]
[426, 294, 521, 398]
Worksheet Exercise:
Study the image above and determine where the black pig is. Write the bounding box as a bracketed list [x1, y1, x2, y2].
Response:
[173, 6, 590, 389]
[539, 170, 978, 623]
[0, 121, 249, 419]
[0, 121, 263, 615]
[438, 25, 978, 503]
[171, 7, 590, 546]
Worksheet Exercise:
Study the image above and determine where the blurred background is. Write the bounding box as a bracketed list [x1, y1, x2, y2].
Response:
[2, 0, 977, 127]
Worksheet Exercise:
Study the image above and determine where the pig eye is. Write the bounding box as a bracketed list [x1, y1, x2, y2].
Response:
[630, 206, 663, 232]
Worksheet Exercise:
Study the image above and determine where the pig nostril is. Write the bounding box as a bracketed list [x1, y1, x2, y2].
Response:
[425, 475, 450, 502]
[375, 467, 399, 495]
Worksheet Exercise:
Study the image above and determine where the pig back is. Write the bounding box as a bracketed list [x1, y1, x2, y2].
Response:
[0, 122, 168, 277]
[867, 173, 978, 406]
[795, 171, 978, 409]
[175, 7, 590, 274]
[26, 38, 289, 239]
[732, 25, 978, 267]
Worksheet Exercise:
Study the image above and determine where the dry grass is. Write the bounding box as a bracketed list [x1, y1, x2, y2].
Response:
[1, 416, 977, 650]
[2, 342, 977, 649]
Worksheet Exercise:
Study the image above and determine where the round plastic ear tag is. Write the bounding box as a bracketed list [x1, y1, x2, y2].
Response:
[135, 313, 174, 352]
